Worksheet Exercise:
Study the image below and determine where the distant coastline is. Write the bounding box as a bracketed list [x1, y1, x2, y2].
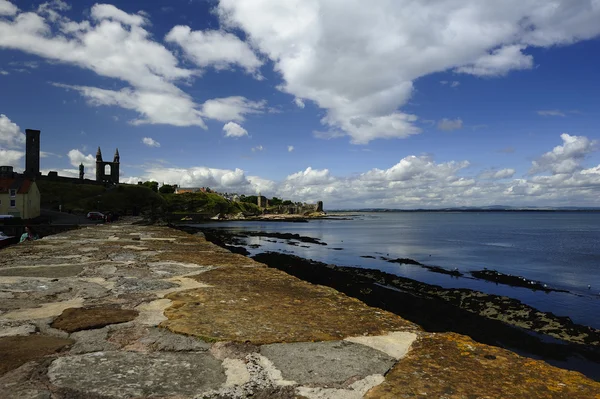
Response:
[329, 207, 600, 213]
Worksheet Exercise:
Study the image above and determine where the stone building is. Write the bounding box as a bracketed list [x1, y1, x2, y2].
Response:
[0, 166, 41, 219]
[95, 147, 120, 185]
[25, 129, 41, 177]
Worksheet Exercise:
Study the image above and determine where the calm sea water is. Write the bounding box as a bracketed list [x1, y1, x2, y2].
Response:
[190, 212, 600, 329]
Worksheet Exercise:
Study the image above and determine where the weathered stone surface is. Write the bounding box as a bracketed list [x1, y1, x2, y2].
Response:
[365, 333, 600, 399]
[0, 265, 84, 278]
[260, 341, 396, 386]
[155, 250, 264, 267]
[344, 331, 417, 359]
[113, 277, 178, 293]
[50, 306, 138, 333]
[0, 335, 73, 375]
[0, 323, 37, 337]
[0, 361, 53, 399]
[68, 327, 119, 354]
[48, 351, 226, 398]
[162, 266, 418, 344]
[3, 220, 600, 398]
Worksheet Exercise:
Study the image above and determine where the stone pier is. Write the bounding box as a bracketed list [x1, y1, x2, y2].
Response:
[1, 220, 599, 398]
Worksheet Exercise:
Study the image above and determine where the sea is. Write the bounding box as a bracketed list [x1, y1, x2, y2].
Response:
[189, 211, 600, 330]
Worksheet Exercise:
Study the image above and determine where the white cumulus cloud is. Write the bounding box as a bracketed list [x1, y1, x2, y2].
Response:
[142, 137, 161, 147]
[288, 145, 294, 152]
[218, 0, 600, 143]
[530, 133, 597, 175]
[0, 114, 25, 148]
[201, 96, 265, 122]
[0, 0, 17, 16]
[124, 134, 600, 208]
[165, 25, 262, 74]
[223, 122, 248, 138]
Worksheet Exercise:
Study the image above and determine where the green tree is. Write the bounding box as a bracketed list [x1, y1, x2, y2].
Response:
[240, 195, 258, 204]
[142, 181, 158, 193]
[270, 197, 283, 206]
[159, 184, 176, 194]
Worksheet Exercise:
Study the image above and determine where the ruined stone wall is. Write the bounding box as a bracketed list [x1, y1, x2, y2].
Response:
[268, 201, 324, 215]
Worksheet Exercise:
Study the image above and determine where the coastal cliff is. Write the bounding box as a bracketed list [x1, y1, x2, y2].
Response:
[1, 220, 599, 398]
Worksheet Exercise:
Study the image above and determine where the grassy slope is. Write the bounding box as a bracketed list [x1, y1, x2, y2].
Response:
[36, 181, 164, 215]
[36, 181, 260, 217]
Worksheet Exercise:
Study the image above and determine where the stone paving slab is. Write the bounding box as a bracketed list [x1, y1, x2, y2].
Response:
[260, 340, 396, 386]
[48, 351, 226, 397]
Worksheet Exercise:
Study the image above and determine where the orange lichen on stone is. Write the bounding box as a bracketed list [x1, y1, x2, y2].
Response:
[365, 332, 600, 399]
[161, 266, 419, 344]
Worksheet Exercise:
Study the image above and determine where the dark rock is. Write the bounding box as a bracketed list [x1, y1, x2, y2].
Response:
[382, 257, 423, 266]
[0, 335, 73, 375]
[470, 269, 568, 293]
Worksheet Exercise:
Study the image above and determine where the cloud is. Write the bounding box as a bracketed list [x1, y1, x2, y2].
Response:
[537, 110, 566, 117]
[52, 83, 206, 127]
[0, 149, 24, 169]
[251, 145, 263, 152]
[142, 137, 161, 147]
[65, 149, 96, 177]
[223, 122, 248, 138]
[294, 98, 305, 108]
[165, 25, 262, 75]
[140, 166, 260, 193]
[480, 168, 516, 180]
[0, 114, 25, 148]
[90, 4, 147, 27]
[287, 145, 294, 152]
[218, 1, 600, 144]
[200, 96, 265, 122]
[124, 134, 600, 208]
[437, 118, 463, 131]
[455, 45, 534, 76]
[0, 0, 17, 17]
[440, 80, 460, 87]
[530, 133, 597, 175]
[0, 2, 202, 127]
[0, 69, 8, 75]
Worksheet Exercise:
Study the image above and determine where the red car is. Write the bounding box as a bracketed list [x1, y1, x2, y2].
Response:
[86, 211, 104, 220]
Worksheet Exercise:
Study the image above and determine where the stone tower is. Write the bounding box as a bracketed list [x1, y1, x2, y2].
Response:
[95, 147, 103, 182]
[25, 129, 41, 177]
[79, 163, 85, 180]
[95, 147, 120, 184]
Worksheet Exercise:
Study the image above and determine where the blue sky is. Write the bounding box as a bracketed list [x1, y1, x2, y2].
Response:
[1, 0, 600, 208]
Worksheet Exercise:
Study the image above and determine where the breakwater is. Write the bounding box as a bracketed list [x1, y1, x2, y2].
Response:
[1, 221, 599, 398]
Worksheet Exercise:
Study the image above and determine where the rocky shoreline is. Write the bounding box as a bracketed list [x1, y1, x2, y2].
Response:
[187, 226, 600, 381]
